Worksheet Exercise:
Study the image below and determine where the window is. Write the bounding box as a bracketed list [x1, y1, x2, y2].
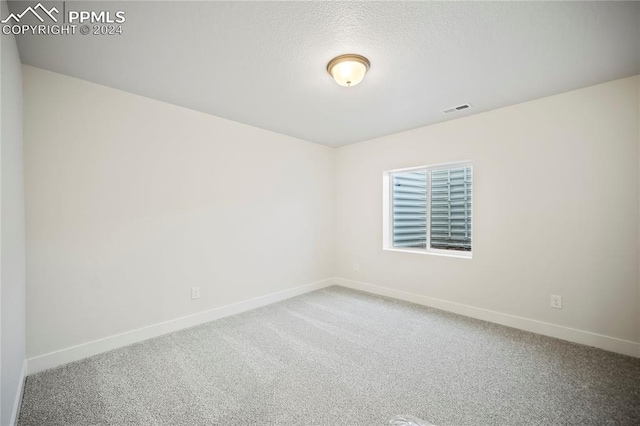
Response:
[383, 162, 472, 258]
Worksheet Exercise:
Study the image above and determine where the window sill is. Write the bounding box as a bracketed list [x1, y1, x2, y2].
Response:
[383, 247, 473, 259]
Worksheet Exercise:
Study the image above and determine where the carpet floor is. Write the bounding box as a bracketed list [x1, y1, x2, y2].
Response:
[18, 286, 640, 425]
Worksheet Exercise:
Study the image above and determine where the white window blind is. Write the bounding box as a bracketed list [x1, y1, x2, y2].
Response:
[389, 164, 472, 255]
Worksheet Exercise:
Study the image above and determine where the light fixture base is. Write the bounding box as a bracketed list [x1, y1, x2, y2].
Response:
[327, 54, 371, 87]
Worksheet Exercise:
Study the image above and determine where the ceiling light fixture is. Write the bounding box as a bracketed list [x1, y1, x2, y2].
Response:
[327, 54, 370, 87]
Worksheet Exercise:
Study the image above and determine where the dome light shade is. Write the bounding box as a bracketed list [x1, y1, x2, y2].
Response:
[327, 54, 370, 87]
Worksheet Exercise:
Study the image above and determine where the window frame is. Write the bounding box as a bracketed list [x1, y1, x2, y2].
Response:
[382, 161, 473, 259]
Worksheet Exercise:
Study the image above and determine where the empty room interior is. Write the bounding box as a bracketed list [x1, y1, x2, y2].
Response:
[2, 1, 640, 425]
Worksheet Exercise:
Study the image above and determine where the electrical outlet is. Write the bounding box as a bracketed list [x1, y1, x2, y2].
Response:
[191, 287, 200, 300]
[353, 263, 360, 272]
[550, 295, 562, 309]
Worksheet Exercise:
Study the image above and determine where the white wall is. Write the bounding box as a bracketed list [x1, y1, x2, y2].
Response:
[23, 65, 334, 359]
[334, 76, 640, 346]
[1, 1, 27, 423]
[20, 64, 640, 364]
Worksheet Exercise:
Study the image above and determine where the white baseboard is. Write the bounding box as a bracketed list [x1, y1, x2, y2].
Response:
[10, 360, 27, 426]
[27, 276, 639, 376]
[27, 278, 334, 375]
[334, 277, 640, 358]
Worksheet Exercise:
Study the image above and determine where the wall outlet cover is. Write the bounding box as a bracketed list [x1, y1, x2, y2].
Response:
[191, 287, 201, 300]
[550, 295, 562, 309]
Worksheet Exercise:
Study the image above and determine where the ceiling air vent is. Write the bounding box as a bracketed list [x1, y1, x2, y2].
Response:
[442, 103, 472, 114]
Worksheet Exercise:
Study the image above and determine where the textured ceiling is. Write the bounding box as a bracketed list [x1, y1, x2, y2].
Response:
[11, 1, 640, 147]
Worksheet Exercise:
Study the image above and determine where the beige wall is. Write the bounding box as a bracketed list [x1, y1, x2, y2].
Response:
[1, 0, 27, 422]
[22, 65, 640, 361]
[23, 66, 334, 358]
[334, 76, 640, 343]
